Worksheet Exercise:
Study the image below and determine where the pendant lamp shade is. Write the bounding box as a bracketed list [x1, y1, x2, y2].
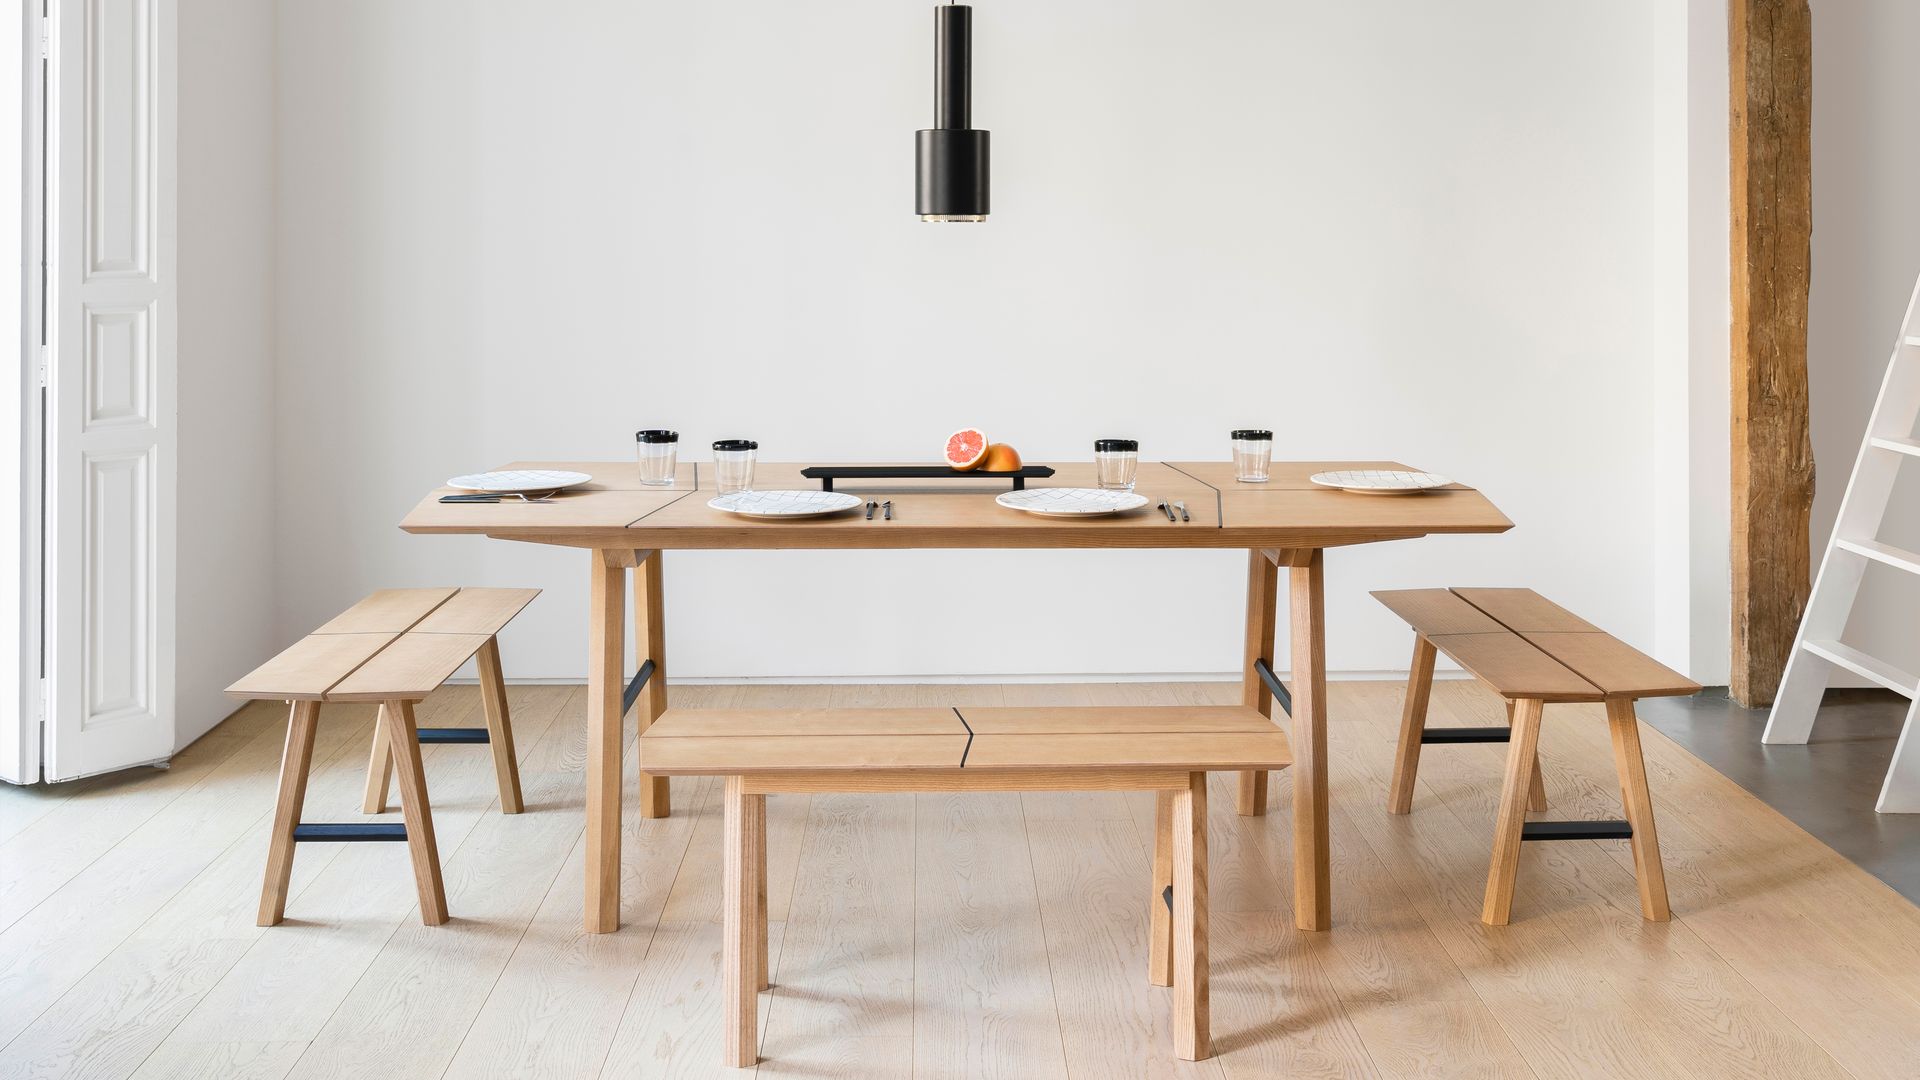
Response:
[917, 4, 989, 221]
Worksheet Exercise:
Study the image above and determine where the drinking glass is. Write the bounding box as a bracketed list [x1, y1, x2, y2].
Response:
[1231, 429, 1272, 483]
[635, 430, 679, 486]
[712, 439, 758, 494]
[1094, 439, 1139, 490]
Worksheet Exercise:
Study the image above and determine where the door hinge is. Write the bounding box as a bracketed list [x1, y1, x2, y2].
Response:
[36, 345, 48, 388]
[38, 17, 48, 60]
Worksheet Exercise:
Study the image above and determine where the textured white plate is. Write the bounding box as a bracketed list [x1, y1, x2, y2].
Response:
[707, 490, 865, 518]
[447, 469, 593, 494]
[995, 487, 1151, 517]
[1309, 469, 1452, 495]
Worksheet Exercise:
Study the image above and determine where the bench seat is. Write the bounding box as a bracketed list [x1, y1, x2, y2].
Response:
[1373, 587, 1700, 927]
[637, 703, 1290, 1067]
[226, 587, 539, 927]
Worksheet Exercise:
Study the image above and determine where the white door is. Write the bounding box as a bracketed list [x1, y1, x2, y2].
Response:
[1, 4, 36, 785]
[42, 0, 174, 780]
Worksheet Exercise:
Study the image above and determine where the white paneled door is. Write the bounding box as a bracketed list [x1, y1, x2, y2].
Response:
[42, 0, 175, 779]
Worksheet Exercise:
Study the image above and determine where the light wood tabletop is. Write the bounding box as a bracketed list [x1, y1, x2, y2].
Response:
[401, 459, 1511, 549]
[398, 459, 1513, 938]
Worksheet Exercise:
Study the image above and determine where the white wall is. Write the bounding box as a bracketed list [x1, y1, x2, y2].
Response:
[1807, 1, 1920, 681]
[174, 0, 276, 743]
[267, 0, 1702, 682]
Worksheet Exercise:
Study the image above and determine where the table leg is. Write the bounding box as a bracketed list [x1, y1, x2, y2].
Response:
[585, 550, 626, 934]
[1291, 549, 1331, 932]
[636, 551, 671, 819]
[1238, 549, 1280, 816]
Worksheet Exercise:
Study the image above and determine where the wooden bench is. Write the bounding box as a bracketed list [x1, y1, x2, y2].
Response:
[226, 587, 538, 926]
[637, 705, 1293, 1068]
[1373, 588, 1701, 926]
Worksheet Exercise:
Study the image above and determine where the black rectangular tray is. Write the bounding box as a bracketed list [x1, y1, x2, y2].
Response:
[799, 465, 1056, 492]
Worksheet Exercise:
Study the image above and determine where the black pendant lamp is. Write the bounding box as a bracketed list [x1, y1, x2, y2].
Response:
[916, 4, 989, 222]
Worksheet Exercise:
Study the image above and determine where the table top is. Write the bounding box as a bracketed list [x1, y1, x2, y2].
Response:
[400, 460, 1512, 550]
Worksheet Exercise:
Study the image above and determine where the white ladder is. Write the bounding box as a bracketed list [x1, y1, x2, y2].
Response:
[1765, 273, 1920, 812]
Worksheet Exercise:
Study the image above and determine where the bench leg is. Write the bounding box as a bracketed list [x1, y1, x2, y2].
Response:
[636, 552, 672, 819]
[1505, 700, 1550, 812]
[1387, 636, 1437, 814]
[723, 776, 760, 1067]
[1606, 698, 1671, 921]
[1238, 550, 1279, 816]
[384, 698, 449, 926]
[1482, 697, 1544, 926]
[1172, 771, 1211, 1060]
[361, 704, 393, 814]
[1149, 789, 1174, 986]
[476, 637, 524, 814]
[754, 792, 770, 991]
[258, 700, 321, 926]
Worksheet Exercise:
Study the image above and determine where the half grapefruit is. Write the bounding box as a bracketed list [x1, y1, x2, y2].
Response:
[945, 428, 989, 471]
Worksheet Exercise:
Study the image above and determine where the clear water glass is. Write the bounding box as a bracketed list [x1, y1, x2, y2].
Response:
[635, 430, 679, 486]
[1231, 429, 1272, 483]
[712, 439, 758, 495]
[1094, 439, 1139, 490]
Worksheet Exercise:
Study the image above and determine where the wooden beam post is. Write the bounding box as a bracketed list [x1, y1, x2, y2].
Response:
[1730, 0, 1814, 707]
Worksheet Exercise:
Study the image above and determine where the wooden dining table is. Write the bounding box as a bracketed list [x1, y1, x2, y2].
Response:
[401, 460, 1512, 934]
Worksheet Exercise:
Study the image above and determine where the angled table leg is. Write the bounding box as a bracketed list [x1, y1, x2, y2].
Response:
[585, 549, 628, 934]
[635, 551, 671, 819]
[1291, 549, 1331, 931]
[1238, 549, 1280, 816]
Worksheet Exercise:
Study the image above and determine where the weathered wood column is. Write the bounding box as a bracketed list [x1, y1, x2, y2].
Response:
[1730, 0, 1814, 707]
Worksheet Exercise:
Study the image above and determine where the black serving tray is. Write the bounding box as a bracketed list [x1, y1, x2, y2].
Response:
[799, 465, 1056, 492]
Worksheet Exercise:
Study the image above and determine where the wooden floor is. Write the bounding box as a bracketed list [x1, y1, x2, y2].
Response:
[4, 679, 1920, 1079]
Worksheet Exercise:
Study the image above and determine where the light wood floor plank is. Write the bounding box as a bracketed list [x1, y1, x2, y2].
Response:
[284, 687, 585, 1079]
[0, 700, 389, 1065]
[0, 707, 270, 932]
[4, 679, 1909, 1080]
[145, 688, 560, 1057]
[912, 791, 1067, 1080]
[1024, 818, 1227, 1080]
[439, 756, 702, 1078]
[754, 791, 918, 1079]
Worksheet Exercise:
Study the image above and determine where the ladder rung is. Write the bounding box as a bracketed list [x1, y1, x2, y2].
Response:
[1906, 335, 1920, 348]
[1836, 537, 1920, 574]
[1802, 639, 1919, 698]
[1869, 436, 1920, 458]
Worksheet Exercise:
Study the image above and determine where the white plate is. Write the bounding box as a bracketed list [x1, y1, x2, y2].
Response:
[995, 487, 1151, 517]
[707, 490, 865, 518]
[1309, 469, 1452, 495]
[447, 469, 594, 494]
